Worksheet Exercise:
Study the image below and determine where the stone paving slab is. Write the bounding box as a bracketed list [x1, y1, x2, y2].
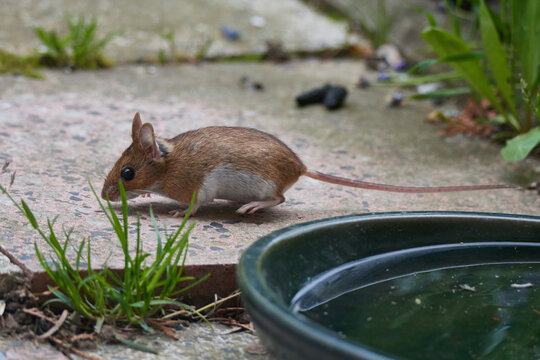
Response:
[0, 60, 538, 360]
[0, 61, 538, 280]
[1, 0, 347, 60]
[0, 323, 272, 360]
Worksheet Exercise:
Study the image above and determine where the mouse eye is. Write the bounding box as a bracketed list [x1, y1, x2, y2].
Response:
[121, 167, 135, 181]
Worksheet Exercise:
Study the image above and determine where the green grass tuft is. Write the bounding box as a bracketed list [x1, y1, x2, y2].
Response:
[35, 15, 117, 69]
[0, 180, 209, 331]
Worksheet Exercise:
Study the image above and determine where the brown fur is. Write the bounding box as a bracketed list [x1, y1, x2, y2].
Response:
[102, 113, 306, 204]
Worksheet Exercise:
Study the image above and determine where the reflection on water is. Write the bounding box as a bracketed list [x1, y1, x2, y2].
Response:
[296, 263, 540, 359]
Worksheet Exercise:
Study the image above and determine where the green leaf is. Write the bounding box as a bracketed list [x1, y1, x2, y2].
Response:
[407, 59, 437, 74]
[412, 7, 437, 27]
[514, 1, 540, 91]
[421, 28, 495, 102]
[501, 127, 540, 161]
[478, 0, 518, 123]
[20, 200, 38, 229]
[421, 26, 517, 128]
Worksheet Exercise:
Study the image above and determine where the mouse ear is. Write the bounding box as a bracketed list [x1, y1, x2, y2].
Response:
[139, 123, 161, 161]
[132, 112, 143, 142]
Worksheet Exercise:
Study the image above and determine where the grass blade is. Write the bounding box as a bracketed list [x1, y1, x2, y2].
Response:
[410, 87, 471, 100]
[478, 0, 518, 123]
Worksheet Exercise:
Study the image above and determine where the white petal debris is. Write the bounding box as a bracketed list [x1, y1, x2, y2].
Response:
[510, 283, 533, 289]
[459, 284, 476, 292]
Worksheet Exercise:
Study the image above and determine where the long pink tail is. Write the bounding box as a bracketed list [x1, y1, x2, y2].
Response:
[304, 170, 516, 193]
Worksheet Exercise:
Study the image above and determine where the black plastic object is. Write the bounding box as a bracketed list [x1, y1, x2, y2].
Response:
[296, 84, 347, 110]
[295, 84, 331, 107]
[237, 212, 540, 360]
[323, 86, 348, 110]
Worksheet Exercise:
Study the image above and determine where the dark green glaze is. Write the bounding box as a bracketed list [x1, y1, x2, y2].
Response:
[237, 212, 540, 360]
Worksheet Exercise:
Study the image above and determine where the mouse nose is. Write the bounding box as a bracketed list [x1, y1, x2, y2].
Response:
[101, 184, 118, 201]
[100, 186, 108, 200]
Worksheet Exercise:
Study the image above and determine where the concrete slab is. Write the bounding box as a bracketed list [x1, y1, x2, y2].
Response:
[0, 323, 273, 360]
[0, 61, 538, 282]
[0, 0, 347, 60]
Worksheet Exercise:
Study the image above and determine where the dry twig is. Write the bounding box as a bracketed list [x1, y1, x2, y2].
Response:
[50, 336, 105, 360]
[38, 309, 68, 339]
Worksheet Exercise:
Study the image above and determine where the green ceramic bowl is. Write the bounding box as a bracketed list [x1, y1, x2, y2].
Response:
[237, 212, 540, 360]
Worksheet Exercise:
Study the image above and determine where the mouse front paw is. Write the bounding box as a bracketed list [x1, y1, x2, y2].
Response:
[169, 203, 199, 218]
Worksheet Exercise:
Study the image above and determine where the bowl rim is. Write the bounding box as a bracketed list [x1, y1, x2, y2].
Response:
[237, 211, 540, 360]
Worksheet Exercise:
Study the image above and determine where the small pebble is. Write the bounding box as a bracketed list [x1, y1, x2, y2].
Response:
[240, 76, 264, 91]
[377, 71, 391, 82]
[388, 93, 404, 107]
[221, 25, 240, 41]
[356, 76, 371, 89]
[250, 15, 266, 28]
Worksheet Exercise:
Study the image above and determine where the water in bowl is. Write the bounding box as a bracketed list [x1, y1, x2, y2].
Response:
[292, 243, 540, 359]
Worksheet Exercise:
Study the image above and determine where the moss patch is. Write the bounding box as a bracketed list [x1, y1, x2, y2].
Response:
[0, 50, 43, 79]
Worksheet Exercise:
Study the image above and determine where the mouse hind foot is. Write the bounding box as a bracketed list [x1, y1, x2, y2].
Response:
[236, 195, 285, 215]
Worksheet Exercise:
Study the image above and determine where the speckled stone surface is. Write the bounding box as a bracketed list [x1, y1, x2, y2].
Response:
[0, 61, 539, 276]
[0, 0, 347, 60]
[0, 323, 272, 360]
[73, 323, 272, 360]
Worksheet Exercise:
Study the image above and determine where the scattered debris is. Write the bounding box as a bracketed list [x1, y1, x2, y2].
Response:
[220, 25, 240, 41]
[527, 181, 538, 190]
[264, 40, 290, 62]
[510, 282, 533, 289]
[426, 97, 495, 136]
[459, 284, 476, 292]
[239, 76, 264, 91]
[377, 44, 406, 72]
[526, 181, 540, 194]
[417, 82, 440, 95]
[249, 16, 266, 28]
[356, 76, 371, 89]
[417, 84, 445, 106]
[377, 71, 391, 82]
[388, 92, 405, 108]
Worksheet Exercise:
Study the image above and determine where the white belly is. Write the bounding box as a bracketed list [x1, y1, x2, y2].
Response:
[198, 165, 276, 204]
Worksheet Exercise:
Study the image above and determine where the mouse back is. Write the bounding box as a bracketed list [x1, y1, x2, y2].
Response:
[166, 126, 307, 196]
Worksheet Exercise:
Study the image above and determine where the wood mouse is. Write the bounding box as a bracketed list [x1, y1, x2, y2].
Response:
[101, 113, 514, 216]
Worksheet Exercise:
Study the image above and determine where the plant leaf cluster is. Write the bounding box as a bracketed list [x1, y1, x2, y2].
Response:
[35, 16, 117, 69]
[412, 0, 540, 161]
[0, 181, 208, 331]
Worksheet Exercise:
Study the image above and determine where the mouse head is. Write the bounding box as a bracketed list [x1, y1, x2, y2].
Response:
[101, 113, 168, 201]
